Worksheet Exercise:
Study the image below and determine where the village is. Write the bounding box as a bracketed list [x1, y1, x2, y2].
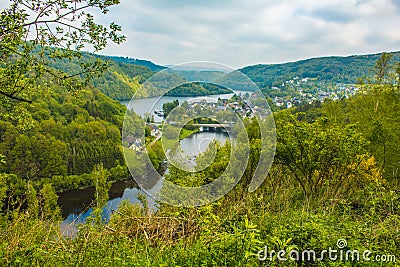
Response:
[269, 76, 360, 109]
[124, 79, 361, 152]
[123, 94, 254, 152]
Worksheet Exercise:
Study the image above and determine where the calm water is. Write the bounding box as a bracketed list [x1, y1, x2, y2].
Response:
[180, 130, 228, 158]
[59, 94, 233, 235]
[120, 91, 249, 122]
[59, 131, 228, 236]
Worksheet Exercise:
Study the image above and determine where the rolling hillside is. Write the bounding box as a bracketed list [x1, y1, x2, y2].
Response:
[240, 51, 400, 88]
[50, 51, 400, 100]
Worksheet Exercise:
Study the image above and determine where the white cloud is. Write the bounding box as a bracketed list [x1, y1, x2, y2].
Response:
[1, 0, 399, 67]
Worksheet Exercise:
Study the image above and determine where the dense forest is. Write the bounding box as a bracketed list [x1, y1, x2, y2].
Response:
[0, 76, 145, 192]
[48, 52, 157, 100]
[165, 82, 231, 96]
[1, 1, 400, 265]
[1, 53, 399, 266]
[97, 55, 166, 72]
[241, 51, 400, 88]
[50, 54, 235, 100]
[51, 51, 400, 101]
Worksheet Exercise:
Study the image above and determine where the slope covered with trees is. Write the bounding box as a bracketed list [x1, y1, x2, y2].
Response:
[2, 54, 399, 266]
[100, 55, 165, 72]
[48, 51, 400, 101]
[50, 54, 235, 100]
[0, 77, 144, 192]
[1, 2, 400, 264]
[241, 51, 400, 88]
[1, 62, 400, 265]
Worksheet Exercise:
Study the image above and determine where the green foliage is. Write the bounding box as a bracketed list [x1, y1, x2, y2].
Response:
[0, 0, 136, 194]
[0, 173, 8, 210]
[39, 184, 60, 221]
[373, 52, 394, 84]
[275, 112, 371, 200]
[88, 164, 111, 227]
[0, 0, 125, 103]
[308, 83, 400, 183]
[166, 82, 231, 97]
[162, 99, 179, 117]
[1, 51, 400, 266]
[0, 77, 137, 193]
[26, 183, 39, 218]
[51, 53, 157, 100]
[241, 51, 400, 88]
[93, 164, 111, 209]
[101, 55, 165, 71]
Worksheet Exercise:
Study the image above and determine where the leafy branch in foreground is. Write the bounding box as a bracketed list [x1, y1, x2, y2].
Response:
[0, 0, 125, 103]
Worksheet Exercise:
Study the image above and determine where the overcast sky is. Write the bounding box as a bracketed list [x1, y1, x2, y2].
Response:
[3, 0, 400, 68]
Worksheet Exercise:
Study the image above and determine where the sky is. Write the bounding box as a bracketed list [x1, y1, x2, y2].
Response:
[2, 0, 400, 68]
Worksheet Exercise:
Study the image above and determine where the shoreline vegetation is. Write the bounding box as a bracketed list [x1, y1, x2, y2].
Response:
[1, 1, 400, 265]
[118, 94, 220, 102]
[3, 70, 400, 264]
[118, 91, 238, 102]
[1, 71, 399, 266]
[57, 126, 200, 197]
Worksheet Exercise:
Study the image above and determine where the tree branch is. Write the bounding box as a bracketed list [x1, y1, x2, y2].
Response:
[21, 4, 92, 28]
[32, 1, 57, 25]
[0, 90, 32, 103]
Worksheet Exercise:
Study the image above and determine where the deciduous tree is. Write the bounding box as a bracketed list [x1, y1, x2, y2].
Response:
[0, 0, 125, 103]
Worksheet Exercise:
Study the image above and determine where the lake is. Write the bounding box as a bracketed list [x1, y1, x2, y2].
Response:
[59, 93, 237, 236]
[120, 91, 250, 121]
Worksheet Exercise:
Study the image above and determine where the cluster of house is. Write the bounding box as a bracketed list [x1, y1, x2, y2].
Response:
[271, 77, 360, 109]
[123, 123, 161, 152]
[215, 99, 252, 117]
[183, 97, 253, 118]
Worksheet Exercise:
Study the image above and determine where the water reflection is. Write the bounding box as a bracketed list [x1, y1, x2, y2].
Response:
[180, 130, 228, 158]
[59, 125, 228, 236]
[58, 179, 161, 237]
[58, 89, 248, 237]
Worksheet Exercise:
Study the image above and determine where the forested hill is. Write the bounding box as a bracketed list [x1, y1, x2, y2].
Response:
[96, 55, 165, 72]
[51, 53, 230, 100]
[0, 76, 143, 192]
[50, 51, 400, 100]
[240, 51, 400, 88]
[49, 52, 157, 100]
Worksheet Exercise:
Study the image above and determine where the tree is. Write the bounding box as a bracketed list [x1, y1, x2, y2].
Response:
[0, 173, 8, 211]
[216, 110, 235, 123]
[274, 112, 373, 200]
[39, 183, 60, 220]
[89, 163, 110, 226]
[0, 0, 125, 103]
[10, 134, 68, 179]
[26, 182, 39, 217]
[373, 52, 393, 84]
[162, 99, 179, 117]
[395, 62, 400, 89]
